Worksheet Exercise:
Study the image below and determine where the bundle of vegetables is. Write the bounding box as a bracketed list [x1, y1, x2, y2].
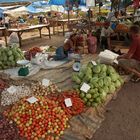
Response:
[0, 47, 24, 70]
[72, 62, 124, 107]
[0, 79, 8, 92]
[31, 81, 60, 96]
[115, 24, 129, 33]
[24, 47, 42, 60]
[124, 19, 132, 25]
[49, 91, 85, 118]
[5, 96, 69, 140]
[96, 16, 106, 22]
[44, 46, 56, 52]
[1, 85, 31, 106]
[0, 114, 20, 140]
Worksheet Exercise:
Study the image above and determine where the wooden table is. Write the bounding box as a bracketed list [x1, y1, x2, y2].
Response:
[55, 18, 82, 36]
[118, 15, 140, 21]
[8, 24, 51, 47]
[0, 27, 7, 46]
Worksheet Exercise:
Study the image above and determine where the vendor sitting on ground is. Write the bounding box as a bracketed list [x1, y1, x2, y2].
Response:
[100, 22, 114, 50]
[50, 33, 77, 60]
[0, 17, 4, 27]
[18, 17, 25, 23]
[117, 25, 140, 82]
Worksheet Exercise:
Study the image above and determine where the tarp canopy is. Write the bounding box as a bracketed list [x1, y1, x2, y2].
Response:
[78, 6, 89, 11]
[0, 8, 4, 18]
[26, 1, 51, 13]
[27, 5, 45, 13]
[49, 0, 86, 6]
[50, 5, 65, 12]
[0, 5, 22, 10]
[31, 1, 49, 7]
[4, 6, 29, 17]
[80, 0, 86, 6]
[49, 0, 66, 6]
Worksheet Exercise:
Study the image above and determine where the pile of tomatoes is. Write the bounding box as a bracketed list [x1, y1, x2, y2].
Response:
[6, 96, 69, 140]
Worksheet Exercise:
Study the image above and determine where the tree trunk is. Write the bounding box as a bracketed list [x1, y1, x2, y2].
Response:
[111, 0, 113, 11]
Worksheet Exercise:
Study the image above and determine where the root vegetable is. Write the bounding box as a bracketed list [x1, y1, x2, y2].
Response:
[0, 114, 20, 140]
[1, 85, 31, 106]
[31, 82, 60, 96]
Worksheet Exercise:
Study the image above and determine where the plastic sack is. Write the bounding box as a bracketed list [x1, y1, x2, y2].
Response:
[98, 50, 119, 64]
[8, 32, 19, 44]
[0, 39, 5, 47]
[87, 33, 97, 54]
[31, 53, 48, 65]
[65, 32, 73, 39]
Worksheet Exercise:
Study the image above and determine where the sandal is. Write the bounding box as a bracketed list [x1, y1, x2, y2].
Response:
[131, 75, 140, 83]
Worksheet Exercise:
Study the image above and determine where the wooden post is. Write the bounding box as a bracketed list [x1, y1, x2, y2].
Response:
[99, 6, 101, 14]
[68, 9, 70, 32]
[118, 0, 121, 11]
[68, 10, 70, 25]
[88, 8, 91, 31]
[111, 0, 113, 11]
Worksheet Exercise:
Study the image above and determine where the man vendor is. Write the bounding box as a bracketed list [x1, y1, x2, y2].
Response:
[100, 22, 114, 50]
[117, 25, 140, 82]
[50, 33, 77, 60]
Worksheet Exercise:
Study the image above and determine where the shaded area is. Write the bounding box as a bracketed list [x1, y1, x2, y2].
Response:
[92, 82, 140, 140]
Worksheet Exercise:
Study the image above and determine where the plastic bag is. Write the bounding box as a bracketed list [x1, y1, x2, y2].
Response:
[0, 39, 5, 47]
[8, 32, 19, 44]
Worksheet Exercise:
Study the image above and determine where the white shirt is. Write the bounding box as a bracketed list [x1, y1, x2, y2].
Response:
[107, 12, 114, 21]
[101, 27, 114, 37]
[5, 16, 10, 23]
[107, 12, 118, 22]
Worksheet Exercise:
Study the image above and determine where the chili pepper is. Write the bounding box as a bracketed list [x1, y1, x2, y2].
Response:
[48, 91, 85, 118]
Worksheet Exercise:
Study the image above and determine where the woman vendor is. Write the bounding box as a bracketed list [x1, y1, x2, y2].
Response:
[50, 33, 77, 60]
[117, 25, 140, 82]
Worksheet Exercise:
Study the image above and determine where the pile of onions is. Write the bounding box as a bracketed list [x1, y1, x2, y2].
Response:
[0, 114, 20, 140]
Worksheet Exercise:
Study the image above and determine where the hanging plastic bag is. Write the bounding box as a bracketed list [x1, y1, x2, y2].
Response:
[8, 32, 19, 45]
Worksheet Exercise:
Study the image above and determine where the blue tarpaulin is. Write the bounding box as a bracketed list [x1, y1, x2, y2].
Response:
[27, 5, 44, 13]
[26, 1, 49, 13]
[26, 0, 86, 13]
[31, 1, 48, 7]
[0, 8, 4, 18]
[49, 0, 86, 6]
[49, 0, 66, 5]
[80, 0, 86, 6]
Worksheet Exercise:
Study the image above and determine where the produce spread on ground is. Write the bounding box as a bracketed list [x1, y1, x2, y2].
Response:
[0, 46, 125, 140]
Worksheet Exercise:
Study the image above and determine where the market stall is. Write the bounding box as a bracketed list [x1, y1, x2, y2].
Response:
[0, 43, 130, 140]
[0, 27, 7, 46]
[0, 0, 137, 139]
[52, 18, 82, 36]
[8, 24, 51, 47]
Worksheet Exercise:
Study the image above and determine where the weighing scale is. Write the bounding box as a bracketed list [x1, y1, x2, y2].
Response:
[17, 60, 30, 76]
[71, 54, 81, 72]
